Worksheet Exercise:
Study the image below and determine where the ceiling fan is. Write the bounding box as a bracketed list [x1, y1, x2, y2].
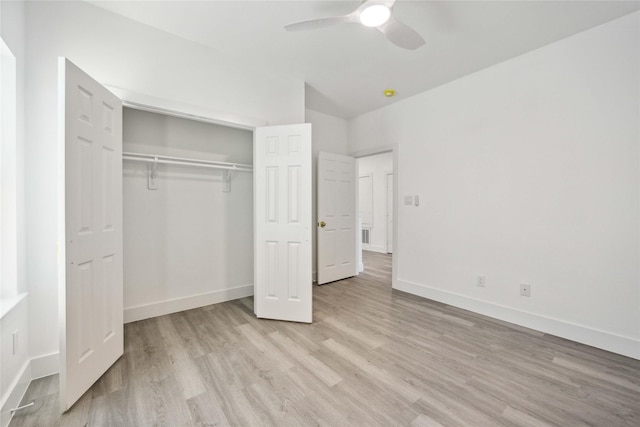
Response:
[284, 0, 425, 51]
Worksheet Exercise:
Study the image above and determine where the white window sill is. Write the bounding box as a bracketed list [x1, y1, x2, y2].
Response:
[0, 292, 28, 320]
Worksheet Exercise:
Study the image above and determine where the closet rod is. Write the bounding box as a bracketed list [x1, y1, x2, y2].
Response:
[122, 152, 253, 172]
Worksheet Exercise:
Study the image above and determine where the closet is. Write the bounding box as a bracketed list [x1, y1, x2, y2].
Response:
[121, 108, 254, 322]
[59, 59, 312, 409]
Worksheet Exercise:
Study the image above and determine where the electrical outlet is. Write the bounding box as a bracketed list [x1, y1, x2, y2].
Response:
[476, 275, 486, 287]
[414, 195, 419, 206]
[520, 283, 531, 297]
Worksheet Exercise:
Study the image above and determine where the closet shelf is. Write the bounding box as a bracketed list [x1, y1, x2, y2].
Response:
[122, 152, 252, 192]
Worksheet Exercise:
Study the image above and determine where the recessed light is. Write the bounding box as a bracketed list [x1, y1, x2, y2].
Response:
[384, 89, 395, 97]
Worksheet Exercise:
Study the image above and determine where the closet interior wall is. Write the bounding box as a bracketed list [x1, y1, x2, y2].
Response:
[122, 108, 253, 321]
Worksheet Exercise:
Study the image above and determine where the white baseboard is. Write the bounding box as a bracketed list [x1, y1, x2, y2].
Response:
[362, 245, 387, 254]
[395, 278, 640, 360]
[30, 352, 59, 380]
[1, 360, 30, 427]
[124, 284, 254, 323]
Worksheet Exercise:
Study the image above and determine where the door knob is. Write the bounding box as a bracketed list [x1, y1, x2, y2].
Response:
[319, 221, 326, 228]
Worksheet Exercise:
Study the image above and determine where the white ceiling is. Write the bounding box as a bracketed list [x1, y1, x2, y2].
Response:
[89, 0, 640, 119]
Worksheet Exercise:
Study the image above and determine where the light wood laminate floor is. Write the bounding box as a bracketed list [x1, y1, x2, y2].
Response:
[10, 251, 640, 426]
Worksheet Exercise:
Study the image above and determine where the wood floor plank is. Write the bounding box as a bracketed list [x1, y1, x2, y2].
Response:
[169, 310, 209, 359]
[501, 405, 553, 427]
[321, 315, 385, 349]
[244, 379, 310, 427]
[9, 251, 640, 426]
[86, 389, 127, 427]
[411, 413, 445, 427]
[186, 390, 232, 427]
[332, 375, 420, 426]
[321, 337, 423, 403]
[268, 330, 343, 387]
[157, 315, 208, 400]
[193, 353, 265, 426]
[236, 323, 296, 373]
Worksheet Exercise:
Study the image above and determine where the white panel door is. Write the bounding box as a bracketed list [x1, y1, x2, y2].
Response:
[317, 152, 357, 285]
[59, 58, 123, 411]
[254, 124, 312, 323]
[358, 174, 373, 229]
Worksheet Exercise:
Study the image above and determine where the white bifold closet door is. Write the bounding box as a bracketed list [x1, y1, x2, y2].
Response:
[59, 58, 124, 411]
[254, 124, 312, 323]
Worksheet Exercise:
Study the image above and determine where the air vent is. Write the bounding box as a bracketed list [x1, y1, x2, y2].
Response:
[362, 229, 370, 244]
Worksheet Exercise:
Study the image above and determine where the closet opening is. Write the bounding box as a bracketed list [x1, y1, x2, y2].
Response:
[121, 107, 254, 323]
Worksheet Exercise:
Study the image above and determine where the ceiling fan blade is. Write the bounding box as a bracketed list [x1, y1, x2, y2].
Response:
[376, 0, 397, 8]
[285, 0, 383, 32]
[285, 15, 358, 32]
[377, 16, 425, 50]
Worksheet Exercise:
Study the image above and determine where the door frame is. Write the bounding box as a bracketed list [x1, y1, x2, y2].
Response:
[385, 170, 393, 254]
[58, 90, 264, 314]
[349, 145, 399, 288]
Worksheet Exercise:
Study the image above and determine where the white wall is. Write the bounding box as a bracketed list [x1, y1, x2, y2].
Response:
[0, 0, 27, 297]
[0, 1, 29, 425]
[122, 108, 253, 321]
[24, 1, 305, 369]
[349, 12, 640, 358]
[357, 152, 393, 254]
[305, 109, 349, 280]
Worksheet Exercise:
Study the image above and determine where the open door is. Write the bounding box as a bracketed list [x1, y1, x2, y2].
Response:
[59, 58, 123, 411]
[254, 124, 312, 323]
[317, 152, 357, 284]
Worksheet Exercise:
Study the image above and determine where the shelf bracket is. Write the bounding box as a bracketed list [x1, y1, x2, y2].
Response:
[222, 169, 234, 193]
[147, 157, 158, 190]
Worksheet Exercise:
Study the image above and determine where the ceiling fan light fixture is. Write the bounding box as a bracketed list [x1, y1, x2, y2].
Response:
[359, 5, 391, 27]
